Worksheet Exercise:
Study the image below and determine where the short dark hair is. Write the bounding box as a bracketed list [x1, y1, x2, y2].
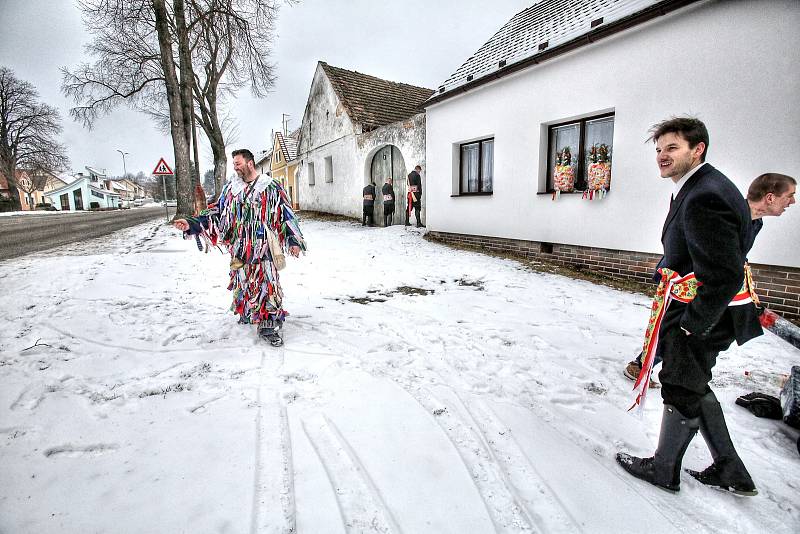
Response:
[231, 148, 255, 163]
[747, 173, 797, 202]
[647, 117, 710, 162]
[415, 165, 422, 171]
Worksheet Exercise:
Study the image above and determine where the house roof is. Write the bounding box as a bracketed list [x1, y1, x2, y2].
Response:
[255, 149, 272, 167]
[276, 129, 300, 162]
[0, 170, 30, 190]
[319, 62, 434, 131]
[85, 166, 106, 178]
[427, 0, 697, 105]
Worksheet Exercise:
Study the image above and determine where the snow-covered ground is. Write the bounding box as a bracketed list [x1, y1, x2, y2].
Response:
[1, 217, 798, 533]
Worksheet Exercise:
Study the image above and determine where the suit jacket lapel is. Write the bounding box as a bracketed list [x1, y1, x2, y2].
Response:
[661, 164, 713, 239]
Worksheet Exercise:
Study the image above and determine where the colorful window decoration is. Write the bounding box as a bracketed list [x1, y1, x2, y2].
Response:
[547, 113, 614, 200]
[553, 146, 575, 196]
[585, 142, 611, 200]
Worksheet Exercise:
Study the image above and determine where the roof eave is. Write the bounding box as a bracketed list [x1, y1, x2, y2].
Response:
[425, 0, 699, 107]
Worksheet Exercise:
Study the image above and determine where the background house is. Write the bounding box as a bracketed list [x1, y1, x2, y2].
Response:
[270, 130, 300, 209]
[423, 0, 800, 320]
[44, 167, 121, 210]
[255, 149, 272, 178]
[296, 61, 433, 224]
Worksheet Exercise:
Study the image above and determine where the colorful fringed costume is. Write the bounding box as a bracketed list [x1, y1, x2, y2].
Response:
[182, 175, 306, 325]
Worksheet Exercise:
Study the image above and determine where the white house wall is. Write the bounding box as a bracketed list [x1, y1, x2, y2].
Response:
[425, 0, 799, 268]
[297, 66, 360, 216]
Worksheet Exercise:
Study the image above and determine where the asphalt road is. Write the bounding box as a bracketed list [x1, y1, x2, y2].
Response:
[0, 206, 175, 262]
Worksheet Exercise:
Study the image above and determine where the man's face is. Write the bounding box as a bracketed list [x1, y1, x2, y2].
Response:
[654, 132, 704, 181]
[232, 155, 249, 178]
[764, 185, 796, 216]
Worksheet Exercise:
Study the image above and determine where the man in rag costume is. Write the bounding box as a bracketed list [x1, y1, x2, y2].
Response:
[173, 148, 305, 347]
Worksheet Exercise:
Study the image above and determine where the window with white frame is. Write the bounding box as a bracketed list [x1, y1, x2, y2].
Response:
[547, 113, 614, 193]
[459, 138, 493, 194]
[307, 162, 315, 186]
[324, 156, 333, 183]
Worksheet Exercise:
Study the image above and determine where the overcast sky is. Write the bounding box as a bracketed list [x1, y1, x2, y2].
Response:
[0, 0, 530, 179]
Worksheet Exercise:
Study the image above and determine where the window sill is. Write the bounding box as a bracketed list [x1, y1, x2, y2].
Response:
[537, 190, 611, 195]
[451, 192, 493, 197]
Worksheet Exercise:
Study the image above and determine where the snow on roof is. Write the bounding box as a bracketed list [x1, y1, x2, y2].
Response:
[429, 0, 681, 103]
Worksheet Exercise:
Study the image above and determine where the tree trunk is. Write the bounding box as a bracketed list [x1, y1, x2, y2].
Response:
[152, 0, 193, 218]
[175, 0, 196, 200]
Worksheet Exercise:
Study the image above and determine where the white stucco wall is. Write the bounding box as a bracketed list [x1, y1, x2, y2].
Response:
[297, 65, 428, 220]
[425, 0, 799, 268]
[297, 65, 361, 217]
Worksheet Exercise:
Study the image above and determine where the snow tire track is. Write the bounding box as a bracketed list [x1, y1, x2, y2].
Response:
[455, 393, 584, 533]
[251, 349, 296, 534]
[301, 414, 400, 534]
[413, 387, 534, 533]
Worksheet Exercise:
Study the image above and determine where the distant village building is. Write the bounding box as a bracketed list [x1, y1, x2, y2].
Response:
[296, 61, 433, 224]
[271, 130, 300, 209]
[423, 0, 800, 320]
[0, 169, 64, 210]
[44, 167, 121, 210]
[255, 150, 273, 178]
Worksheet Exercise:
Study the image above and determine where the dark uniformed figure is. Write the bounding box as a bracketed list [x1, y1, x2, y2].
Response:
[405, 165, 423, 227]
[362, 181, 376, 226]
[382, 177, 395, 226]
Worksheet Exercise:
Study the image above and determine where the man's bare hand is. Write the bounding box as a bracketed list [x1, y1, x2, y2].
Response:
[289, 245, 301, 258]
[173, 219, 189, 231]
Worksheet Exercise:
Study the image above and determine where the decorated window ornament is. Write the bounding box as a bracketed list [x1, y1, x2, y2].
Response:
[552, 146, 575, 200]
[583, 143, 612, 200]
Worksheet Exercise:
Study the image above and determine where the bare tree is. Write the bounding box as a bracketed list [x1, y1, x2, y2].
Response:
[190, 0, 280, 193]
[0, 67, 69, 211]
[62, 0, 283, 208]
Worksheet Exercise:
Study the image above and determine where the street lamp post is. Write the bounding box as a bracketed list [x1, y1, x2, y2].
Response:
[116, 149, 129, 207]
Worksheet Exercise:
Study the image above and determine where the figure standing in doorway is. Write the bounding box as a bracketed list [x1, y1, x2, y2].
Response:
[382, 176, 395, 226]
[362, 180, 376, 226]
[405, 164, 424, 227]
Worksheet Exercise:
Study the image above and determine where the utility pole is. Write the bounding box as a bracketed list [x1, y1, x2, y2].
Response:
[116, 149, 129, 207]
[282, 113, 291, 136]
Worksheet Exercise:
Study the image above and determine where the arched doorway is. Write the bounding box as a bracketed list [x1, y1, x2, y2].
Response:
[369, 145, 406, 226]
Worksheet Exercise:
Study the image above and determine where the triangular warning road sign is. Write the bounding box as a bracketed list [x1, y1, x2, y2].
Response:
[152, 158, 174, 175]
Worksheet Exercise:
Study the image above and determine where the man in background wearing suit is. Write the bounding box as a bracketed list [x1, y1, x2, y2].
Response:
[616, 117, 761, 496]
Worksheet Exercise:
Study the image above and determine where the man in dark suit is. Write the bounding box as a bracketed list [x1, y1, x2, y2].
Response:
[362, 181, 376, 227]
[382, 176, 395, 226]
[622, 172, 796, 381]
[616, 117, 761, 496]
[405, 165, 424, 227]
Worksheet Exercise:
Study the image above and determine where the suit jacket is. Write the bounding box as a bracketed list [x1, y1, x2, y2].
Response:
[660, 163, 762, 345]
[363, 184, 376, 207]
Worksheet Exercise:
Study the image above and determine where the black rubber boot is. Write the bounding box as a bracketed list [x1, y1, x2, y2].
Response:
[685, 392, 757, 496]
[258, 318, 283, 347]
[616, 404, 699, 492]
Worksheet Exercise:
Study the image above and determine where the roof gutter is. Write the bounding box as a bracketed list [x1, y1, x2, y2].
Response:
[425, 0, 699, 107]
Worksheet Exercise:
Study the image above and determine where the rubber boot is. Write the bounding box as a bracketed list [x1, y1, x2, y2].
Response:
[616, 404, 699, 492]
[685, 391, 757, 496]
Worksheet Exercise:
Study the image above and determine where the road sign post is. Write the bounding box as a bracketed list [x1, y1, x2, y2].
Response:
[152, 158, 174, 222]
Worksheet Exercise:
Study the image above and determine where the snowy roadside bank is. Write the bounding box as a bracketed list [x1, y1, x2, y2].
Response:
[1, 218, 798, 533]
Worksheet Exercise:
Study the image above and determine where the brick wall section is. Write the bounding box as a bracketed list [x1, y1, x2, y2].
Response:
[428, 231, 800, 322]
